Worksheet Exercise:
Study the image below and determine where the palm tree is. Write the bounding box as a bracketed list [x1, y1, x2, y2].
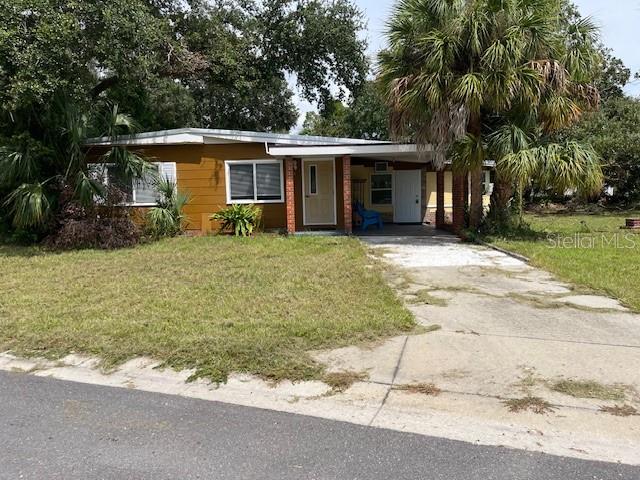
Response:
[379, 0, 604, 230]
[0, 100, 152, 231]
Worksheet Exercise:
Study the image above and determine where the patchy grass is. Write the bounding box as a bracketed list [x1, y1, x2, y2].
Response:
[600, 404, 639, 417]
[322, 371, 368, 392]
[551, 379, 627, 401]
[504, 396, 555, 415]
[395, 383, 442, 396]
[411, 289, 448, 307]
[486, 212, 640, 310]
[0, 235, 415, 383]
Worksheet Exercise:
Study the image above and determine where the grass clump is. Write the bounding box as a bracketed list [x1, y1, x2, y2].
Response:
[323, 371, 368, 393]
[0, 235, 415, 383]
[599, 404, 638, 417]
[411, 289, 448, 307]
[395, 383, 442, 396]
[551, 379, 627, 401]
[504, 396, 555, 415]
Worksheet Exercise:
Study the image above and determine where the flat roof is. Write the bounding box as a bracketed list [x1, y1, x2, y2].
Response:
[86, 128, 391, 147]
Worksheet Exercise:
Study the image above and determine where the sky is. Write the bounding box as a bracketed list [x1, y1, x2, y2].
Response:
[293, 0, 640, 130]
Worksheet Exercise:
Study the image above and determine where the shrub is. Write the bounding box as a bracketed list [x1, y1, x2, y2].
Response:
[43, 187, 141, 250]
[211, 204, 261, 237]
[44, 216, 141, 250]
[145, 176, 190, 238]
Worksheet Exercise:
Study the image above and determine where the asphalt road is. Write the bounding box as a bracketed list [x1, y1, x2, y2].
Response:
[1, 371, 638, 480]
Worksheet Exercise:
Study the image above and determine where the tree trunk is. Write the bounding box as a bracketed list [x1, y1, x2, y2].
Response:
[489, 174, 513, 226]
[468, 114, 483, 230]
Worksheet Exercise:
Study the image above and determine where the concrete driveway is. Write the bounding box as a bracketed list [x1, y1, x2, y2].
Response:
[315, 233, 640, 464]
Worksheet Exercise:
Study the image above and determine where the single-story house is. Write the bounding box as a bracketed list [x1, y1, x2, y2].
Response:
[88, 128, 493, 235]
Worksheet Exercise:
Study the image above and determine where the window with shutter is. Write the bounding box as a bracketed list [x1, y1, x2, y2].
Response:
[92, 162, 176, 206]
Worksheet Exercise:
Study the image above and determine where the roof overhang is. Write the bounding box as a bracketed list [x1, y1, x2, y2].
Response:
[85, 128, 389, 147]
[266, 143, 429, 161]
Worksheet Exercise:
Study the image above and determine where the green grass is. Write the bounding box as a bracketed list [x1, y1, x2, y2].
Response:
[486, 212, 640, 310]
[551, 379, 627, 401]
[0, 235, 415, 383]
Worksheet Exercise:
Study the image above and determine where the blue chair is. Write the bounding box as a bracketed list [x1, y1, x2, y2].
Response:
[353, 201, 383, 231]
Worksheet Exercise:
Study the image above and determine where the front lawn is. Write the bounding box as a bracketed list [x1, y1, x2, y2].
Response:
[487, 212, 640, 310]
[0, 235, 414, 382]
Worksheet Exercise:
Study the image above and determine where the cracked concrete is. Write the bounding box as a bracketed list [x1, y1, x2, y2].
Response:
[2, 232, 640, 465]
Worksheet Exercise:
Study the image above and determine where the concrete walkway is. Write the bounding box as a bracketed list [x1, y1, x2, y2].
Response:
[1, 233, 639, 465]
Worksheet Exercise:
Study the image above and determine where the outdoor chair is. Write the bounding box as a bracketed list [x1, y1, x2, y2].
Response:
[353, 201, 383, 231]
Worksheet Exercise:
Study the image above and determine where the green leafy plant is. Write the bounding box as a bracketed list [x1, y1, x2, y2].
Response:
[146, 176, 190, 238]
[211, 204, 261, 237]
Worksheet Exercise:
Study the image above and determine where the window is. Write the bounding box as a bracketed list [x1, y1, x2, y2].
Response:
[308, 165, 317, 195]
[226, 160, 284, 203]
[371, 172, 392, 205]
[89, 162, 176, 206]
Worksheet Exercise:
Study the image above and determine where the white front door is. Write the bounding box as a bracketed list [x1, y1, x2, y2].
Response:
[303, 158, 336, 225]
[393, 170, 422, 223]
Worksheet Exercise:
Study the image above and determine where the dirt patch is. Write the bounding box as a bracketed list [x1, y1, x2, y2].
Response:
[395, 383, 442, 396]
[551, 379, 627, 401]
[504, 396, 555, 415]
[322, 371, 368, 393]
[599, 404, 639, 417]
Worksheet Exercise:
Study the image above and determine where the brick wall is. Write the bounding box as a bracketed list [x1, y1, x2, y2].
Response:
[436, 170, 445, 228]
[452, 172, 466, 234]
[285, 157, 296, 234]
[342, 155, 352, 234]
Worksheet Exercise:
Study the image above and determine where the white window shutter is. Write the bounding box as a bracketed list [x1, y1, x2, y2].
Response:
[160, 162, 177, 184]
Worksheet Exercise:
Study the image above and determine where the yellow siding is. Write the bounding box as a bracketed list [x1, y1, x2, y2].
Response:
[134, 143, 286, 233]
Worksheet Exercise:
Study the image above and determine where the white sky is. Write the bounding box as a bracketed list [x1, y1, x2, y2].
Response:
[292, 0, 640, 130]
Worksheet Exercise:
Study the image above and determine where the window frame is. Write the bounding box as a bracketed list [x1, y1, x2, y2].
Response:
[90, 162, 175, 207]
[308, 164, 318, 196]
[225, 159, 285, 204]
[370, 171, 393, 206]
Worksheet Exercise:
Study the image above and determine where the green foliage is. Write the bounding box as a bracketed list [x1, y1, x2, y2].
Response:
[558, 96, 640, 204]
[301, 82, 391, 140]
[0, 99, 152, 235]
[3, 182, 51, 229]
[212, 204, 262, 237]
[146, 176, 191, 238]
[378, 0, 604, 228]
[0, 0, 368, 135]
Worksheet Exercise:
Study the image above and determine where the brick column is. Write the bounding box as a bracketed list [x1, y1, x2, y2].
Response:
[452, 172, 466, 235]
[342, 155, 352, 234]
[285, 157, 296, 234]
[436, 170, 445, 229]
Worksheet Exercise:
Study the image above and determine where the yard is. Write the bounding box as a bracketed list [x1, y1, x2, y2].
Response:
[0, 235, 414, 383]
[487, 212, 640, 311]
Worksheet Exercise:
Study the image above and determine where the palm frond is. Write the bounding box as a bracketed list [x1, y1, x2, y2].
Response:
[4, 182, 52, 228]
[452, 73, 485, 114]
[450, 133, 486, 174]
[540, 94, 582, 132]
[0, 147, 39, 186]
[101, 147, 154, 181]
[75, 170, 105, 207]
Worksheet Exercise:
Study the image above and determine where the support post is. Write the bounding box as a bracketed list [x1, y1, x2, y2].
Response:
[436, 170, 445, 229]
[285, 157, 296, 234]
[342, 155, 352, 234]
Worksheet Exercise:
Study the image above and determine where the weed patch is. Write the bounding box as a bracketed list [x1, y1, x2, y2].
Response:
[504, 396, 555, 414]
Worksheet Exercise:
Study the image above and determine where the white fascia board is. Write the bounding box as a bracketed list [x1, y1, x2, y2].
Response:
[266, 143, 424, 157]
[86, 131, 205, 146]
[86, 127, 389, 147]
